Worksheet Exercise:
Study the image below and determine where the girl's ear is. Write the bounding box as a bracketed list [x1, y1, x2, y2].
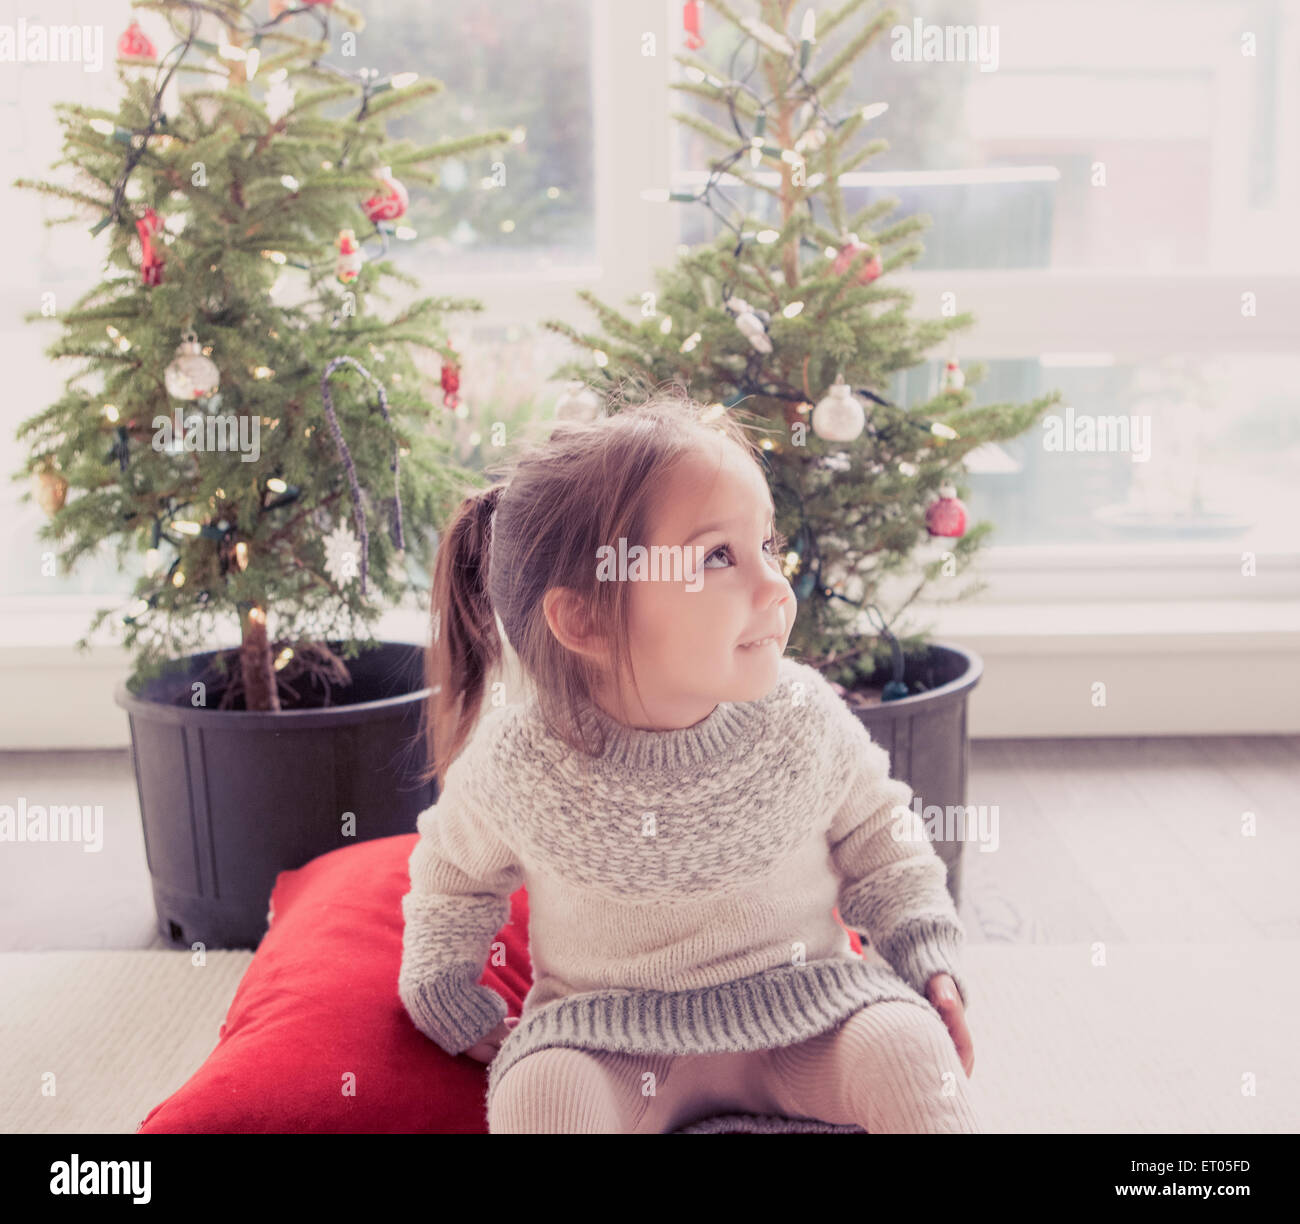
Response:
[542, 587, 606, 663]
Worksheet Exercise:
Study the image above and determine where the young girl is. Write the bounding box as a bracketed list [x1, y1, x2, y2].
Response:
[399, 390, 982, 1134]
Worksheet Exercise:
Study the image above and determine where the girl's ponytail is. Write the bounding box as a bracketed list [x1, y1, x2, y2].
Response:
[422, 481, 507, 784]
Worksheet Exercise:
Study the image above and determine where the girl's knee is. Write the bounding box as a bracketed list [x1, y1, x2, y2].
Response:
[842, 1000, 960, 1068]
[488, 1047, 666, 1133]
[488, 1047, 625, 1133]
[840, 1002, 979, 1132]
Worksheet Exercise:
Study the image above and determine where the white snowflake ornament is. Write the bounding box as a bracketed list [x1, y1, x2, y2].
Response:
[324, 519, 361, 587]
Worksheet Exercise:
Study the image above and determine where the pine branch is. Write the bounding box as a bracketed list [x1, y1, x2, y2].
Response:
[389, 130, 514, 166]
[700, 0, 749, 34]
[542, 315, 621, 358]
[873, 213, 929, 248]
[670, 79, 762, 123]
[819, 0, 878, 41]
[12, 178, 111, 216]
[394, 168, 438, 186]
[670, 109, 750, 154]
[353, 78, 444, 118]
[672, 50, 730, 87]
[809, 5, 898, 93]
[705, 159, 782, 201]
[290, 84, 358, 114]
[846, 195, 903, 234]
[580, 295, 658, 349]
[834, 135, 889, 176]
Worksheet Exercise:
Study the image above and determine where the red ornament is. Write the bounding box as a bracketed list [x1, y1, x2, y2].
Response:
[925, 484, 967, 538]
[832, 234, 882, 284]
[135, 208, 165, 286]
[335, 228, 363, 283]
[441, 352, 461, 409]
[363, 167, 409, 224]
[117, 21, 157, 61]
[683, 1, 704, 51]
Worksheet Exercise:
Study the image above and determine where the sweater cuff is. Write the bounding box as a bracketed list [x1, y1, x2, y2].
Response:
[875, 915, 971, 1013]
[398, 962, 508, 1055]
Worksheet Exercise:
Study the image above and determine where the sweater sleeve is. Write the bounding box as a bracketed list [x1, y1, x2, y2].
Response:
[820, 691, 971, 1011]
[397, 728, 524, 1056]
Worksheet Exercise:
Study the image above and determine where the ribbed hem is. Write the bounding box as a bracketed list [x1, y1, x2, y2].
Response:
[570, 695, 766, 770]
[485, 955, 932, 1115]
[399, 963, 507, 1056]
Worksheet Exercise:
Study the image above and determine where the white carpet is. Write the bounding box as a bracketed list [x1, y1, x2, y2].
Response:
[2, 941, 1296, 1133]
[0, 950, 254, 1134]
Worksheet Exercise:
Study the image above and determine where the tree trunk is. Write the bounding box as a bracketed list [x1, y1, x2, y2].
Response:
[240, 606, 280, 712]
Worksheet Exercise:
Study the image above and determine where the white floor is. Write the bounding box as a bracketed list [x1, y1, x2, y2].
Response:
[2, 939, 1296, 1133]
[2, 736, 1298, 1132]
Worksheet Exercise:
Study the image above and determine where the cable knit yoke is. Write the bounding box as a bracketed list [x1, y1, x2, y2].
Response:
[397, 654, 970, 1134]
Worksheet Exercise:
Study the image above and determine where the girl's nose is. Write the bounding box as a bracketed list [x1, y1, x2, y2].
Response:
[761, 567, 793, 606]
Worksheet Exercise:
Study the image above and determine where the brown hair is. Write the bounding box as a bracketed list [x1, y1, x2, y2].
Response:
[419, 381, 768, 783]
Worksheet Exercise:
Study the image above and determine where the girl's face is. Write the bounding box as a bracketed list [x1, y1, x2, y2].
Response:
[599, 432, 796, 731]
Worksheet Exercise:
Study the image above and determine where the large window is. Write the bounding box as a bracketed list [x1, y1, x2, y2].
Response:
[901, 353, 1297, 553]
[0, 0, 652, 604]
[317, 0, 597, 276]
[669, 0, 1300, 581]
[2, 0, 137, 597]
[4, 0, 1295, 615]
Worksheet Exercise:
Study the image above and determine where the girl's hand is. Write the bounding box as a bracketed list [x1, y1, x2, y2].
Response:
[463, 1016, 519, 1064]
[925, 973, 974, 1077]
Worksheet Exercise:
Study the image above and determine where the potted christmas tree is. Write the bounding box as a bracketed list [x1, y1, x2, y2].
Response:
[544, 0, 1064, 904]
[10, 0, 509, 948]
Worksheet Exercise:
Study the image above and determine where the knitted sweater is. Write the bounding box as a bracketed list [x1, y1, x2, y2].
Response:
[398, 654, 970, 1129]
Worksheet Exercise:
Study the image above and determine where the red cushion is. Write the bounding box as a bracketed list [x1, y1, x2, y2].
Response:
[137, 832, 865, 1134]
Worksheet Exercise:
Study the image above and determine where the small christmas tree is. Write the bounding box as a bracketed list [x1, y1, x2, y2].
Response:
[545, 0, 1062, 694]
[11, 0, 510, 710]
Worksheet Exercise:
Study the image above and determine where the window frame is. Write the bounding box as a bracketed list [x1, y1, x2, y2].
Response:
[659, 0, 1300, 609]
[5, 0, 1298, 650]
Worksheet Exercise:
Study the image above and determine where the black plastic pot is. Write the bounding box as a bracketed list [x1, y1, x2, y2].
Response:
[115, 640, 436, 950]
[844, 641, 983, 908]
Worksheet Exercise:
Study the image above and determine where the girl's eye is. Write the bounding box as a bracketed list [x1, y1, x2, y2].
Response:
[703, 530, 789, 568]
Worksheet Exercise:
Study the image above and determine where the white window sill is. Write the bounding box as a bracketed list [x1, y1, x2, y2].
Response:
[916, 596, 1299, 652]
[0, 592, 1295, 747]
